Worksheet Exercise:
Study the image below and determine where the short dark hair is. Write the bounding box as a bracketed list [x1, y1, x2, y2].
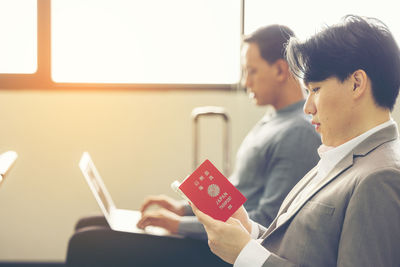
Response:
[244, 24, 295, 64]
[286, 15, 400, 110]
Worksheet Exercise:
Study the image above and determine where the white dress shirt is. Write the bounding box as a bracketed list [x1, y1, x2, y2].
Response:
[234, 119, 395, 267]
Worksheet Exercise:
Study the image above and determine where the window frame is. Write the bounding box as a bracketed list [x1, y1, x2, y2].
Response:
[0, 0, 245, 91]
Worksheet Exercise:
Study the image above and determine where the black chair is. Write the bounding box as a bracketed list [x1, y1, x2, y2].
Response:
[66, 224, 230, 267]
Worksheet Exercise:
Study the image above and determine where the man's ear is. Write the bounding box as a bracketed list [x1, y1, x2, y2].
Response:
[351, 69, 368, 99]
[274, 59, 289, 82]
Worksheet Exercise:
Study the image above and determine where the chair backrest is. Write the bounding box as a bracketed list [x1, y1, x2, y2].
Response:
[191, 106, 231, 176]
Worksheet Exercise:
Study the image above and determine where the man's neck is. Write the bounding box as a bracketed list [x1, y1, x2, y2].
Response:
[274, 80, 304, 111]
[333, 111, 391, 147]
[355, 108, 391, 139]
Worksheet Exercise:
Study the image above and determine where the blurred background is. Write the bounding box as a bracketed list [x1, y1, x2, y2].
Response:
[0, 0, 399, 262]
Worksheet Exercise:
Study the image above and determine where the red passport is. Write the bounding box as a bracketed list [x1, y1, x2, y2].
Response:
[176, 159, 246, 222]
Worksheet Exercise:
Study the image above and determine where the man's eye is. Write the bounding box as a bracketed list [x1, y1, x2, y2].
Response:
[312, 87, 320, 93]
[247, 69, 256, 75]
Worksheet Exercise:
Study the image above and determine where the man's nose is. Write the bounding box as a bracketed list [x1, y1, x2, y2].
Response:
[303, 95, 316, 115]
[245, 76, 251, 88]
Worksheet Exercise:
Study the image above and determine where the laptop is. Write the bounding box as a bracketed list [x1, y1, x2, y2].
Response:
[79, 152, 174, 236]
[0, 151, 18, 187]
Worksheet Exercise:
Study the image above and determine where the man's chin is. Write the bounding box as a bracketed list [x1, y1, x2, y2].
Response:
[247, 93, 260, 105]
[247, 92, 255, 100]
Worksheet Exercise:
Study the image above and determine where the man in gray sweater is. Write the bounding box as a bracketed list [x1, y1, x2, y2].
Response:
[137, 24, 321, 239]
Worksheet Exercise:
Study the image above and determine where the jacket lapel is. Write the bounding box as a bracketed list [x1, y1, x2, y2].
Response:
[272, 154, 353, 229]
[263, 167, 318, 236]
[276, 167, 318, 215]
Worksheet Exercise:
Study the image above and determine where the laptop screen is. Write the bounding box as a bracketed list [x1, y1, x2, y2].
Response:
[0, 151, 18, 187]
[86, 166, 111, 214]
[79, 152, 115, 217]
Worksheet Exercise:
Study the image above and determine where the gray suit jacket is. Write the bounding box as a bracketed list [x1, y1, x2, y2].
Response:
[259, 124, 400, 267]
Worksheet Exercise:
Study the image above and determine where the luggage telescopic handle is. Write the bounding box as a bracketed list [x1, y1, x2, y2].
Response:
[191, 106, 231, 176]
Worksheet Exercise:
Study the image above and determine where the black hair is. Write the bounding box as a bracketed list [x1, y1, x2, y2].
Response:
[286, 15, 400, 110]
[244, 24, 295, 64]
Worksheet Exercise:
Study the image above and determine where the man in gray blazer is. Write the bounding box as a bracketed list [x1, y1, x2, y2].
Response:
[193, 15, 400, 266]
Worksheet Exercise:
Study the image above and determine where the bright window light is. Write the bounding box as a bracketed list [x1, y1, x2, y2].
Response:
[0, 0, 37, 74]
[51, 0, 241, 84]
[245, 0, 400, 44]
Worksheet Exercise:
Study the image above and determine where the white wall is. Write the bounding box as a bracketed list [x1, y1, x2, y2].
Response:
[0, 89, 267, 262]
